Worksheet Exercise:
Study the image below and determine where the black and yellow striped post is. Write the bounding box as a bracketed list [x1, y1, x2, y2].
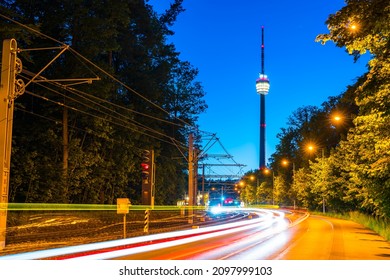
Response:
[144, 209, 150, 233]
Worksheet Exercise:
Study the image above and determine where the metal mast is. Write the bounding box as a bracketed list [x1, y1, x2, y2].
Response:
[255, 26, 270, 170]
[261, 26, 265, 76]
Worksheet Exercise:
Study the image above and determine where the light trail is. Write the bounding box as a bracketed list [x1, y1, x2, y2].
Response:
[0, 208, 286, 260]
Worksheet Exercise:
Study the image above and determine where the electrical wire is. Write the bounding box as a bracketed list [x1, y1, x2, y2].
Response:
[22, 78, 181, 145]
[24, 90, 187, 150]
[18, 68, 188, 148]
[15, 105, 186, 162]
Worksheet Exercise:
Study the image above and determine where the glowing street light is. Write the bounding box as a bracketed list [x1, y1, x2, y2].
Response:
[281, 159, 296, 209]
[330, 111, 348, 125]
[305, 143, 326, 213]
[282, 159, 294, 169]
[350, 22, 360, 31]
[307, 144, 315, 153]
[263, 168, 275, 205]
[330, 112, 356, 128]
[281, 158, 296, 175]
[333, 115, 342, 122]
[347, 19, 359, 32]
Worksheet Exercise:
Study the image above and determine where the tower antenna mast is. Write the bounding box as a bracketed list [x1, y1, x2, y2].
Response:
[261, 26, 265, 75]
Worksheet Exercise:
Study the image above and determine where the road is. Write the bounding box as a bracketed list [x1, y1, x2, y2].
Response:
[2, 209, 390, 260]
[113, 213, 390, 260]
[271, 215, 390, 260]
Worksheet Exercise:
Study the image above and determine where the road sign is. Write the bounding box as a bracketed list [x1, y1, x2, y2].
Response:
[117, 198, 130, 214]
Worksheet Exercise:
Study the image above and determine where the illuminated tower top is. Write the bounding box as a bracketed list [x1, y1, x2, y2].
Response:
[256, 26, 270, 95]
[256, 74, 270, 95]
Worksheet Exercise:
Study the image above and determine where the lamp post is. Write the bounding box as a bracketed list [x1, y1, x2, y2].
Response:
[263, 168, 274, 205]
[282, 159, 295, 175]
[321, 148, 325, 213]
[282, 159, 296, 209]
[306, 144, 326, 213]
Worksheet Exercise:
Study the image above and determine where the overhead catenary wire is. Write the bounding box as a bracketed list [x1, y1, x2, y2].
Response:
[19, 71, 187, 147]
[24, 90, 187, 150]
[21, 69, 185, 128]
[14, 105, 184, 160]
[69, 47, 194, 128]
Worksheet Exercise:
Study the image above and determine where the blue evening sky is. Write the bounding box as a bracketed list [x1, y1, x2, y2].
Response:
[149, 0, 370, 174]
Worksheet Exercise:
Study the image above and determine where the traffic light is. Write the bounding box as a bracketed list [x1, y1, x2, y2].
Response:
[141, 149, 155, 206]
[141, 150, 151, 184]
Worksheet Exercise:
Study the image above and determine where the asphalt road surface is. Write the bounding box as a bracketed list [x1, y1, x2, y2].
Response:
[113, 214, 390, 260]
[270, 215, 390, 260]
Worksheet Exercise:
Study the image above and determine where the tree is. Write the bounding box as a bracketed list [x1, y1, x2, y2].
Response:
[1, 0, 207, 204]
[266, 0, 389, 216]
[317, 0, 390, 217]
[240, 184, 255, 205]
[273, 175, 287, 205]
[291, 168, 313, 209]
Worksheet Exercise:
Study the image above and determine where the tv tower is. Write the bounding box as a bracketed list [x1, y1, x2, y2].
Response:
[255, 26, 270, 170]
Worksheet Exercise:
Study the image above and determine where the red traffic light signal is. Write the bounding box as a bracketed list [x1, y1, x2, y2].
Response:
[141, 150, 151, 183]
[141, 163, 150, 183]
[141, 163, 149, 170]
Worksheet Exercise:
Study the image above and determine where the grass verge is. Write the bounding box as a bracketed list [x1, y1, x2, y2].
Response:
[314, 211, 390, 242]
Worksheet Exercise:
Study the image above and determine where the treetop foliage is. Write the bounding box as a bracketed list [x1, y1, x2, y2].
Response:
[0, 0, 207, 205]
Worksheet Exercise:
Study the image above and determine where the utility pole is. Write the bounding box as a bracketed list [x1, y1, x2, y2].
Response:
[151, 149, 155, 209]
[0, 39, 24, 249]
[63, 102, 69, 202]
[322, 148, 325, 213]
[188, 133, 194, 223]
[194, 147, 199, 205]
[201, 163, 205, 205]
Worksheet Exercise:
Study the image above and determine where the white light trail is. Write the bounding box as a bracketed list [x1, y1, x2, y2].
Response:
[0, 208, 289, 260]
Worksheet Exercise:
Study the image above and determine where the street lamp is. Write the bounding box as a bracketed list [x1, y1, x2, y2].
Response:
[307, 144, 315, 153]
[306, 144, 326, 213]
[330, 111, 357, 128]
[282, 159, 295, 175]
[349, 22, 359, 31]
[330, 111, 348, 125]
[238, 174, 255, 187]
[281, 159, 296, 209]
[263, 168, 274, 205]
[333, 115, 342, 122]
[237, 174, 256, 206]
